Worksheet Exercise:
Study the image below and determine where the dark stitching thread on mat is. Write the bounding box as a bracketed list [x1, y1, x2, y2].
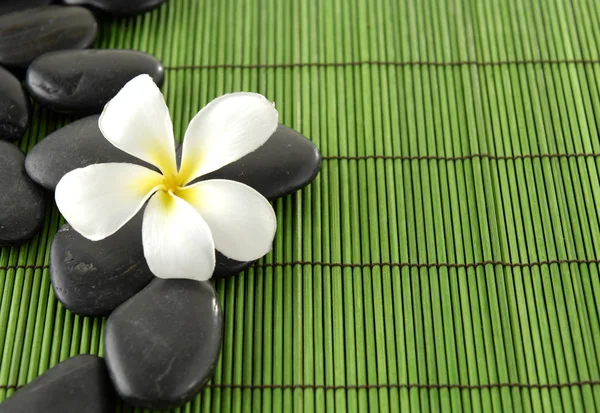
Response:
[0, 264, 49, 271]
[2, 259, 600, 272]
[164, 58, 600, 70]
[3, 380, 600, 392]
[204, 380, 600, 391]
[252, 258, 600, 271]
[322, 153, 600, 161]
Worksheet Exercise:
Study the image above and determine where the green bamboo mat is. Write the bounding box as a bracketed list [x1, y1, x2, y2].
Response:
[1, 0, 600, 411]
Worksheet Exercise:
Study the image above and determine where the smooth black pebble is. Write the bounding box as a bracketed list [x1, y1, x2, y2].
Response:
[214, 251, 253, 278]
[0, 6, 97, 69]
[0, 0, 53, 16]
[50, 209, 249, 316]
[182, 124, 322, 201]
[0, 355, 116, 413]
[27, 49, 164, 116]
[62, 0, 167, 15]
[105, 279, 223, 409]
[0, 66, 29, 141]
[0, 142, 45, 246]
[50, 213, 155, 317]
[25, 115, 153, 191]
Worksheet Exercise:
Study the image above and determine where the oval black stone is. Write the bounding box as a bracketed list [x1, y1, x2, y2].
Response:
[0, 142, 46, 246]
[26, 49, 164, 116]
[62, 0, 168, 16]
[181, 124, 322, 201]
[0, 6, 98, 69]
[0, 66, 29, 141]
[214, 251, 253, 278]
[50, 213, 155, 317]
[49, 209, 249, 316]
[0, 0, 53, 16]
[0, 355, 116, 413]
[25, 115, 153, 191]
[105, 278, 223, 409]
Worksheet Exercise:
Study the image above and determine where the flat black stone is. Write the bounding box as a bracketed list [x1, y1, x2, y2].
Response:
[179, 124, 322, 201]
[27, 49, 164, 116]
[0, 0, 53, 16]
[214, 251, 253, 278]
[49, 210, 249, 314]
[62, 0, 168, 16]
[105, 278, 223, 409]
[50, 213, 155, 317]
[0, 142, 46, 246]
[0, 355, 116, 413]
[25, 115, 154, 191]
[0, 66, 29, 141]
[0, 6, 97, 70]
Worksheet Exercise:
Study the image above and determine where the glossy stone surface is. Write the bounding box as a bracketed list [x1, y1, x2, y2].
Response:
[181, 124, 322, 201]
[27, 49, 164, 116]
[25, 115, 153, 191]
[49, 209, 248, 314]
[0, 355, 116, 413]
[0, 142, 46, 246]
[0, 66, 29, 141]
[0, 6, 97, 69]
[50, 213, 155, 316]
[105, 279, 223, 409]
[214, 251, 253, 278]
[62, 0, 168, 15]
[0, 0, 52, 16]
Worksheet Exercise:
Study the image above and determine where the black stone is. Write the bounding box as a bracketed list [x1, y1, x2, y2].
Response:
[0, 0, 53, 16]
[0, 66, 29, 141]
[214, 251, 253, 278]
[62, 0, 167, 16]
[50, 213, 155, 317]
[0, 142, 46, 246]
[179, 124, 322, 201]
[0, 6, 97, 70]
[27, 49, 164, 116]
[105, 278, 223, 409]
[49, 210, 249, 315]
[25, 115, 154, 191]
[0, 355, 116, 413]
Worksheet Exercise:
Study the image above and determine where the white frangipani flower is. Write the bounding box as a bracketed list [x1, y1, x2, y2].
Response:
[55, 75, 279, 282]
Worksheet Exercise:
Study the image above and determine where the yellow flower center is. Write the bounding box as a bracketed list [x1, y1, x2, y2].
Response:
[158, 173, 185, 196]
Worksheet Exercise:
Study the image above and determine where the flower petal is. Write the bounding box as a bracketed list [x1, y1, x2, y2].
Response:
[55, 163, 163, 241]
[178, 92, 278, 185]
[142, 191, 215, 281]
[98, 74, 177, 176]
[178, 179, 277, 261]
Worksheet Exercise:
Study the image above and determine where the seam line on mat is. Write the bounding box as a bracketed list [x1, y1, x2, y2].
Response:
[164, 58, 600, 70]
[0, 265, 49, 271]
[251, 259, 600, 270]
[2, 259, 600, 273]
[321, 153, 600, 161]
[3, 381, 600, 391]
[204, 381, 600, 390]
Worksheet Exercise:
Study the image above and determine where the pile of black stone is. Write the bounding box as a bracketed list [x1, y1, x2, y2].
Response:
[0, 0, 167, 247]
[0, 1, 323, 411]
